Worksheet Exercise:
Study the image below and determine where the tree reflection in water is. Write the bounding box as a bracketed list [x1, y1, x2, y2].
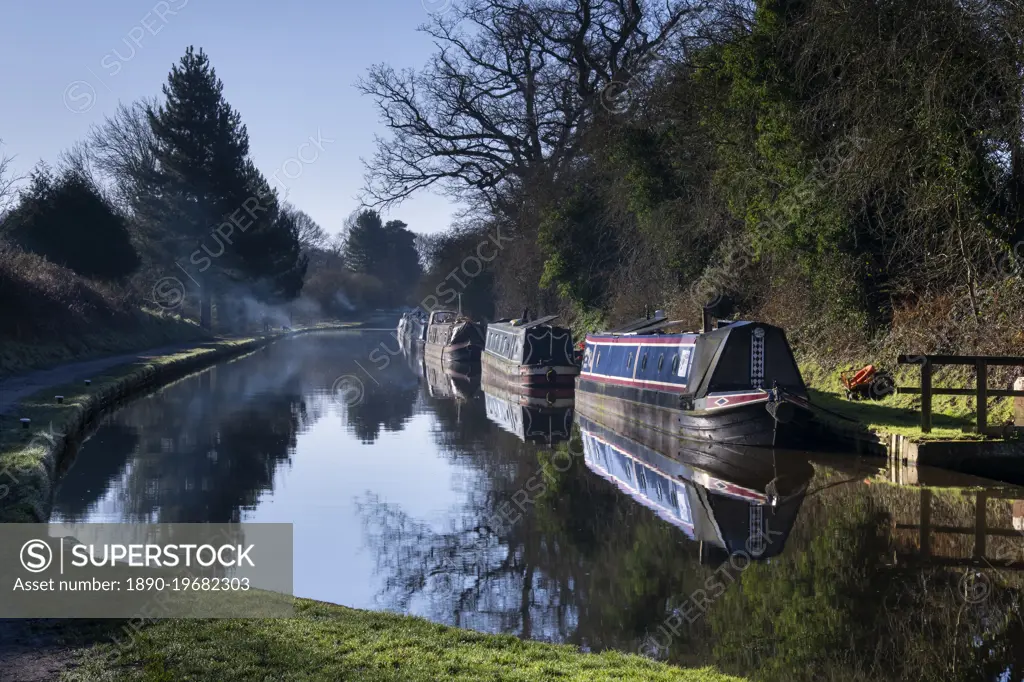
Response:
[48, 332, 1024, 681]
[359, 410, 1024, 682]
[52, 332, 421, 524]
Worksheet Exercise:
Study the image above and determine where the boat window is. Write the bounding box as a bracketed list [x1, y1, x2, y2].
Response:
[658, 354, 664, 371]
[626, 352, 633, 370]
[635, 462, 648, 492]
[671, 354, 679, 373]
[596, 350, 601, 367]
[641, 352, 648, 371]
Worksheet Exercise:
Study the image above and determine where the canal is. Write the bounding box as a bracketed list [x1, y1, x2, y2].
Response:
[52, 331, 1024, 681]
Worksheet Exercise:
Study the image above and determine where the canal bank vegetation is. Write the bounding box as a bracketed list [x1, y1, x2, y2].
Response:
[63, 600, 743, 681]
[798, 359, 1009, 441]
[0, 241, 210, 378]
[362, 0, 1024, 428]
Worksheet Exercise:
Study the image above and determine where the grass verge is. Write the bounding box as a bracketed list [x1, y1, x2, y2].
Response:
[800, 357, 1010, 441]
[0, 325, 348, 523]
[61, 599, 742, 682]
[0, 311, 211, 380]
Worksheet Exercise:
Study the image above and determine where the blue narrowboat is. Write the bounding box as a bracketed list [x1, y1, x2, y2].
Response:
[576, 313, 814, 448]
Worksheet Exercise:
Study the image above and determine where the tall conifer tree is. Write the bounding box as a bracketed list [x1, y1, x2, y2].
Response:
[147, 46, 305, 328]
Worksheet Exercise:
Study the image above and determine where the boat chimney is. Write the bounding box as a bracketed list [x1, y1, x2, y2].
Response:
[702, 306, 714, 334]
[458, 293, 463, 316]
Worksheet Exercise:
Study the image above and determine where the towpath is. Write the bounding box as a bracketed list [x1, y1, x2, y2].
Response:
[0, 341, 227, 417]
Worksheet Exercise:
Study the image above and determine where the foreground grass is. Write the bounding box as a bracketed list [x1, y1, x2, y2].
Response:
[64, 600, 742, 682]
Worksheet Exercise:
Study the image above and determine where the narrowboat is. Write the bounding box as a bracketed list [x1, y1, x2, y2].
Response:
[397, 310, 427, 344]
[400, 332, 425, 375]
[577, 413, 811, 562]
[577, 313, 814, 448]
[482, 314, 579, 394]
[481, 380, 574, 446]
[424, 309, 485, 366]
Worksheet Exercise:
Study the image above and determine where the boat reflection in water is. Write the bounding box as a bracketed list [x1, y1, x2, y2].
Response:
[481, 379, 574, 446]
[422, 350, 480, 402]
[577, 412, 814, 562]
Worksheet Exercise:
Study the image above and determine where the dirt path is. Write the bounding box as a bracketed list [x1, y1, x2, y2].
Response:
[0, 621, 76, 681]
[0, 326, 363, 417]
[0, 341, 233, 417]
[0, 618, 130, 681]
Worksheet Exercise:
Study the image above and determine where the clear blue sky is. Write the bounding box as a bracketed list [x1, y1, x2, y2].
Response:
[0, 0, 457, 236]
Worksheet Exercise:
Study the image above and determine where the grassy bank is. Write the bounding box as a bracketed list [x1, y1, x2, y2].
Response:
[0, 312, 210, 380]
[0, 241, 216, 379]
[0, 326, 347, 523]
[799, 357, 1010, 441]
[58, 599, 741, 681]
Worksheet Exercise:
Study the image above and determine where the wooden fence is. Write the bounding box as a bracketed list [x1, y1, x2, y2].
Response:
[896, 355, 1024, 434]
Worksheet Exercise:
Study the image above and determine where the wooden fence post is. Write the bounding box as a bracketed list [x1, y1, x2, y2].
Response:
[1015, 378, 1024, 426]
[976, 360, 988, 434]
[921, 359, 933, 433]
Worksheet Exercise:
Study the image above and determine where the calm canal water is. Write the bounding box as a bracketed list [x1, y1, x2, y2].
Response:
[52, 331, 1024, 681]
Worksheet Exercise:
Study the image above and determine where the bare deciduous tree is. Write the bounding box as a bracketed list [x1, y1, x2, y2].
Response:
[0, 139, 24, 218]
[358, 0, 713, 210]
[282, 204, 329, 252]
[87, 98, 160, 215]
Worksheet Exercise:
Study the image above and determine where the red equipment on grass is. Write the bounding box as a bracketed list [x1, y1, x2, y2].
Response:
[840, 364, 894, 401]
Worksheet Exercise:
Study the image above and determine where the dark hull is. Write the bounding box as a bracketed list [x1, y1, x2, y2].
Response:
[425, 339, 482, 366]
[481, 363, 575, 406]
[481, 351, 578, 391]
[446, 341, 481, 364]
[575, 377, 811, 448]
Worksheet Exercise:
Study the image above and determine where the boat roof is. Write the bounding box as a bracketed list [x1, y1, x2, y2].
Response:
[428, 309, 464, 322]
[588, 319, 747, 339]
[606, 314, 667, 334]
[517, 313, 560, 328]
[626, 319, 689, 335]
[490, 313, 562, 331]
